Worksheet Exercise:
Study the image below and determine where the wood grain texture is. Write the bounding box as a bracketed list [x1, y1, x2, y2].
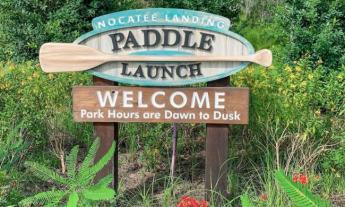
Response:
[72, 86, 249, 124]
[39, 42, 272, 72]
[92, 77, 118, 190]
[205, 77, 229, 202]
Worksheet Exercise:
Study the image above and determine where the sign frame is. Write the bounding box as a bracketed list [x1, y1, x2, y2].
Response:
[72, 86, 249, 124]
[73, 8, 255, 86]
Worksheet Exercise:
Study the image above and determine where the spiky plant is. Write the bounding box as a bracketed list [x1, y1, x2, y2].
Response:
[275, 170, 331, 207]
[19, 138, 115, 207]
[240, 193, 255, 207]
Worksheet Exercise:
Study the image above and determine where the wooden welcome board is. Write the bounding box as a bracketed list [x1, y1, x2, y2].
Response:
[73, 86, 249, 124]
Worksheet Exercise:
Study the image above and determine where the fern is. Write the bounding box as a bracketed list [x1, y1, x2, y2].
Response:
[24, 161, 69, 185]
[78, 141, 115, 185]
[82, 186, 115, 201]
[19, 138, 116, 206]
[80, 138, 100, 172]
[94, 174, 113, 188]
[19, 190, 65, 207]
[67, 145, 79, 179]
[67, 192, 79, 207]
[275, 170, 331, 207]
[240, 193, 255, 207]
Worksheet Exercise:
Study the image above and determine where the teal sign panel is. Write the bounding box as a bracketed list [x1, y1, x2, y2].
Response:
[74, 8, 255, 86]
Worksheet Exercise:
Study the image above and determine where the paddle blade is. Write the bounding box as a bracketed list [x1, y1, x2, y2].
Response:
[39, 43, 106, 73]
[252, 49, 272, 67]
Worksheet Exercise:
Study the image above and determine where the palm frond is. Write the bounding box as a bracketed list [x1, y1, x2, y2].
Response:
[275, 170, 331, 207]
[67, 192, 79, 207]
[82, 186, 115, 201]
[79, 138, 100, 173]
[94, 174, 113, 188]
[67, 145, 79, 179]
[240, 193, 255, 207]
[79, 141, 115, 185]
[18, 190, 65, 207]
[25, 161, 69, 185]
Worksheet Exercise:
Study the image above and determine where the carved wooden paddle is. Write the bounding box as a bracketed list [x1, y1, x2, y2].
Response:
[39, 43, 272, 73]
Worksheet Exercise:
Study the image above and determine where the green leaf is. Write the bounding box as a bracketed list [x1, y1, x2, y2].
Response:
[79, 141, 115, 185]
[275, 170, 331, 207]
[82, 186, 115, 201]
[240, 193, 255, 207]
[67, 192, 79, 207]
[79, 138, 100, 172]
[67, 145, 79, 179]
[25, 161, 69, 185]
[94, 174, 113, 188]
[18, 190, 65, 207]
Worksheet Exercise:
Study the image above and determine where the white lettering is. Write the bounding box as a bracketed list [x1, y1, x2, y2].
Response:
[97, 91, 118, 107]
[122, 91, 133, 108]
[170, 91, 187, 109]
[191, 92, 210, 108]
[138, 91, 148, 108]
[214, 92, 225, 109]
[151, 91, 165, 108]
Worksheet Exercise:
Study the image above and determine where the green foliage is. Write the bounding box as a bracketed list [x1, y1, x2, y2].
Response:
[67, 192, 79, 207]
[235, 0, 284, 50]
[0, 122, 26, 170]
[275, 0, 345, 70]
[0, 61, 92, 153]
[0, 0, 145, 61]
[24, 161, 70, 186]
[274, 170, 331, 207]
[148, 0, 241, 22]
[18, 138, 116, 207]
[240, 193, 255, 207]
[19, 190, 66, 207]
[0, 1, 344, 205]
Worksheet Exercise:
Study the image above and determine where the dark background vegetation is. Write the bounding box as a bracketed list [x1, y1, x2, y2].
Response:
[0, 0, 344, 206]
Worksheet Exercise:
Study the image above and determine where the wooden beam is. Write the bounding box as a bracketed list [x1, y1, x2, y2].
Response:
[205, 77, 229, 202]
[93, 76, 118, 190]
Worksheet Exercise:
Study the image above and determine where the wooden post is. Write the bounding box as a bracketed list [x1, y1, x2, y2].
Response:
[205, 77, 229, 202]
[93, 76, 118, 190]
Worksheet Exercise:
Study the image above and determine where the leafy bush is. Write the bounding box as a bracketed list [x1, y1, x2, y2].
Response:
[0, 61, 91, 148]
[0, 122, 26, 171]
[231, 60, 345, 176]
[0, 0, 145, 61]
[275, 0, 345, 70]
[148, 0, 241, 22]
[19, 138, 116, 207]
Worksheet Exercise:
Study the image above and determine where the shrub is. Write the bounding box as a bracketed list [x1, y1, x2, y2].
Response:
[275, 0, 345, 70]
[232, 60, 345, 173]
[0, 61, 91, 152]
[0, 0, 145, 61]
[148, 0, 241, 23]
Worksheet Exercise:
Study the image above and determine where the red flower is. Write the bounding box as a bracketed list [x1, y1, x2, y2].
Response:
[292, 173, 308, 185]
[199, 199, 208, 207]
[177, 196, 208, 207]
[259, 193, 268, 201]
[299, 174, 308, 185]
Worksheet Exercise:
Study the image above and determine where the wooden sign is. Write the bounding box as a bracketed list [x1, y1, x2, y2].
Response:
[36, 8, 271, 204]
[67, 8, 270, 86]
[73, 86, 249, 124]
